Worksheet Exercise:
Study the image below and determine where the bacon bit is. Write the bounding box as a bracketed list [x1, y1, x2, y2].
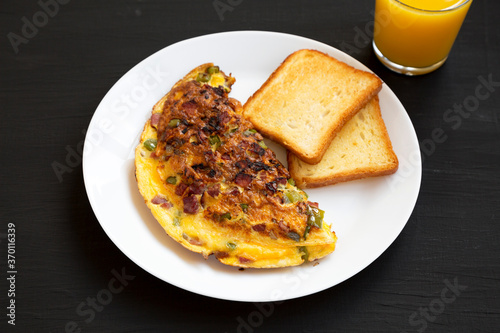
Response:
[151, 195, 168, 205]
[238, 256, 253, 264]
[150, 151, 164, 160]
[249, 142, 265, 156]
[188, 181, 206, 195]
[235, 159, 249, 170]
[265, 181, 278, 193]
[175, 182, 188, 196]
[192, 163, 207, 170]
[254, 132, 264, 141]
[250, 161, 271, 172]
[150, 113, 161, 127]
[182, 233, 203, 246]
[204, 150, 215, 162]
[308, 201, 319, 208]
[221, 153, 231, 160]
[227, 187, 240, 196]
[207, 183, 221, 197]
[181, 101, 197, 117]
[276, 177, 287, 185]
[161, 202, 173, 209]
[218, 111, 231, 125]
[200, 192, 208, 208]
[184, 166, 197, 179]
[234, 172, 252, 188]
[212, 86, 225, 96]
[188, 238, 203, 246]
[279, 220, 290, 233]
[252, 224, 266, 232]
[239, 140, 250, 150]
[215, 251, 229, 259]
[182, 195, 199, 214]
[198, 130, 208, 142]
[207, 116, 220, 132]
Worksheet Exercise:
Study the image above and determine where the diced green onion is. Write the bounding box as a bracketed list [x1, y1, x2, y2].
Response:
[287, 178, 296, 186]
[258, 141, 267, 149]
[143, 138, 157, 151]
[220, 212, 231, 220]
[243, 129, 257, 136]
[166, 176, 177, 185]
[226, 242, 237, 250]
[168, 118, 181, 128]
[240, 203, 249, 212]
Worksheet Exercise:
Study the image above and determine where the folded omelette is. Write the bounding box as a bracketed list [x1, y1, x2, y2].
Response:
[135, 64, 337, 268]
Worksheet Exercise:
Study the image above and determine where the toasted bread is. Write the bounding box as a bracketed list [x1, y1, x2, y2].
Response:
[243, 49, 382, 164]
[287, 96, 398, 188]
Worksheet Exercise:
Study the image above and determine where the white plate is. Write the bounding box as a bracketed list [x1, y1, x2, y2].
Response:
[83, 31, 421, 302]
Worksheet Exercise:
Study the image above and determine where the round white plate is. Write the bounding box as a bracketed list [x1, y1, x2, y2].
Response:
[83, 31, 421, 302]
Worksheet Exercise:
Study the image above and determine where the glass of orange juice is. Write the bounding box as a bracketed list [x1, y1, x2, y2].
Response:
[373, 0, 472, 75]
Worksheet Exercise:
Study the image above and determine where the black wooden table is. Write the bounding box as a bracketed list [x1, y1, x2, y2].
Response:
[2, 0, 499, 332]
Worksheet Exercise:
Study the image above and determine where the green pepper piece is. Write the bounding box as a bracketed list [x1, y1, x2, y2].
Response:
[307, 206, 324, 229]
[143, 138, 157, 151]
[168, 118, 181, 128]
[287, 178, 296, 186]
[166, 176, 177, 185]
[285, 190, 302, 203]
[207, 66, 220, 74]
[240, 203, 249, 212]
[258, 141, 268, 149]
[196, 72, 211, 83]
[299, 246, 309, 261]
[220, 212, 231, 220]
[282, 194, 291, 204]
[226, 242, 237, 250]
[209, 135, 221, 150]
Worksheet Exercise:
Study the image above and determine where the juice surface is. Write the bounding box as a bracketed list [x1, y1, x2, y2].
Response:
[398, 0, 469, 11]
[374, 0, 472, 68]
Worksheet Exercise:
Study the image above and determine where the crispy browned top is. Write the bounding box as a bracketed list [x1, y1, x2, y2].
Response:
[154, 80, 312, 242]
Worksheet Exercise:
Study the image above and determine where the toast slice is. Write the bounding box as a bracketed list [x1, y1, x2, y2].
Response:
[287, 96, 398, 188]
[243, 49, 382, 164]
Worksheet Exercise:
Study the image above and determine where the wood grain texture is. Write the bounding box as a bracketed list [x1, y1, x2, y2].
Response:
[1, 0, 499, 332]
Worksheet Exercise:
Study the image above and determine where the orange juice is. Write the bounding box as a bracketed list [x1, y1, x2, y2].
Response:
[373, 0, 472, 71]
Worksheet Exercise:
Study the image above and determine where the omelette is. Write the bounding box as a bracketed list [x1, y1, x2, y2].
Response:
[135, 64, 337, 268]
